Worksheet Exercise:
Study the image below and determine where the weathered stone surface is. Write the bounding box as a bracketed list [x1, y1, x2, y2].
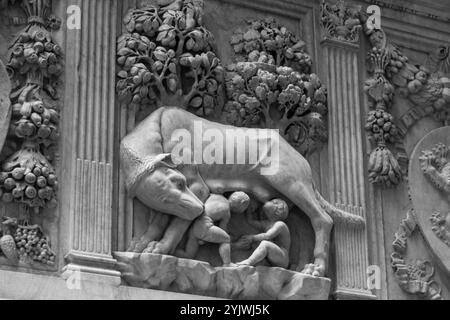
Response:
[410, 127, 450, 275]
[114, 252, 331, 300]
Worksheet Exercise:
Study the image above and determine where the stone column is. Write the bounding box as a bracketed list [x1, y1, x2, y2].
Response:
[60, 0, 121, 285]
[320, 0, 375, 300]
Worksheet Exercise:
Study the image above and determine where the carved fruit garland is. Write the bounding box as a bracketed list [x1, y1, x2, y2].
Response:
[116, 0, 225, 130]
[0, 216, 56, 266]
[0, 0, 61, 214]
[362, 27, 402, 188]
[224, 18, 328, 156]
[360, 9, 450, 188]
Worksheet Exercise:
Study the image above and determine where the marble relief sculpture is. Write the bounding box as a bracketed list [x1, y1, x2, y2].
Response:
[119, 106, 365, 277]
[113, 0, 369, 300]
[0, 0, 449, 302]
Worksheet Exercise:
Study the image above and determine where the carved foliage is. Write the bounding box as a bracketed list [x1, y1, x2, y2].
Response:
[391, 210, 442, 300]
[230, 18, 312, 73]
[116, 0, 225, 118]
[224, 19, 328, 156]
[117, 4, 328, 156]
[320, 0, 362, 43]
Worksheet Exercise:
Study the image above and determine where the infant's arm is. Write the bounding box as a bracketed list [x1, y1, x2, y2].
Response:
[253, 221, 288, 242]
[245, 210, 266, 231]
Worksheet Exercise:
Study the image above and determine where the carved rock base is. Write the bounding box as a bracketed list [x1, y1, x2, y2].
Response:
[114, 252, 331, 300]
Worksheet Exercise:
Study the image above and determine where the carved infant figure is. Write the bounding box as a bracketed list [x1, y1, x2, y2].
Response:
[235, 199, 291, 269]
[175, 191, 251, 266]
[175, 194, 234, 266]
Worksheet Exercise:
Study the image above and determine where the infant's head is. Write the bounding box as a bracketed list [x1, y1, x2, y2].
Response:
[263, 199, 289, 221]
[229, 192, 251, 214]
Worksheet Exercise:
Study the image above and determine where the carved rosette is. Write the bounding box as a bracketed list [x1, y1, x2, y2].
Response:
[391, 210, 442, 300]
[224, 18, 328, 156]
[320, 0, 362, 44]
[0, 0, 60, 267]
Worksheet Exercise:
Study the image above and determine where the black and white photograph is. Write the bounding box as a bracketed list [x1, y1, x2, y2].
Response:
[0, 0, 448, 308]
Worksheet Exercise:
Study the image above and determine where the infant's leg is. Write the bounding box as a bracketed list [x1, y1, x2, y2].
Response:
[219, 243, 232, 266]
[238, 241, 289, 268]
[200, 225, 233, 266]
[201, 225, 230, 243]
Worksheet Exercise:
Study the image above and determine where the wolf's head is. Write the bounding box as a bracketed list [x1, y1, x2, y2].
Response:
[126, 153, 204, 220]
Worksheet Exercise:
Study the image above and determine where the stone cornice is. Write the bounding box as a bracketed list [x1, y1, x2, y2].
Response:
[220, 0, 314, 17]
[360, 0, 450, 23]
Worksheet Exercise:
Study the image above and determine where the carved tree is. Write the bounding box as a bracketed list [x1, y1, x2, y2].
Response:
[0, 0, 60, 267]
[223, 18, 328, 156]
[116, 0, 225, 123]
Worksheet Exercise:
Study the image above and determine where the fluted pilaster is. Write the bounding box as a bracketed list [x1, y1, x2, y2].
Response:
[61, 0, 120, 284]
[323, 39, 375, 299]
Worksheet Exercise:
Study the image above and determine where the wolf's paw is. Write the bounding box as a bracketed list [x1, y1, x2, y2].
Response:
[300, 263, 325, 278]
[127, 237, 151, 253]
[143, 241, 171, 254]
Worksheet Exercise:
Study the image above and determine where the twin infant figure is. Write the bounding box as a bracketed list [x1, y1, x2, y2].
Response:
[174, 192, 291, 269]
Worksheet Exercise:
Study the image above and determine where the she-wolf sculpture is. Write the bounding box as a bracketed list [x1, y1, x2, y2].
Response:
[120, 106, 365, 277]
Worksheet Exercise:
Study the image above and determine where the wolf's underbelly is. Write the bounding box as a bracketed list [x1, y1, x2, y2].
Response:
[198, 164, 281, 202]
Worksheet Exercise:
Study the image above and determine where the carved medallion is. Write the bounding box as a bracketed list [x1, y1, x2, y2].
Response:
[409, 127, 450, 275]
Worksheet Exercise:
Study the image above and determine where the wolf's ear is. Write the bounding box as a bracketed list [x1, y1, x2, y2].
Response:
[155, 153, 183, 169]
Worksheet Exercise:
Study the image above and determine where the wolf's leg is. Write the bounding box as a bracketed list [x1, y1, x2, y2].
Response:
[128, 209, 170, 253]
[274, 181, 331, 276]
[262, 142, 332, 277]
[146, 217, 192, 255]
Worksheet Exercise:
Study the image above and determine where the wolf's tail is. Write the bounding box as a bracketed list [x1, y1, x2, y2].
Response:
[315, 189, 366, 228]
